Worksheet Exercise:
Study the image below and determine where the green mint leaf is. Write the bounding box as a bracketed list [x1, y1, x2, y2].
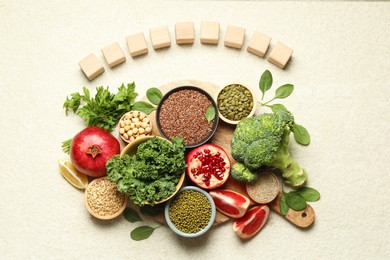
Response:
[123, 207, 142, 223]
[274, 84, 294, 99]
[270, 104, 287, 114]
[292, 124, 311, 145]
[279, 192, 289, 216]
[259, 70, 273, 100]
[140, 204, 165, 216]
[130, 226, 157, 241]
[285, 192, 307, 211]
[133, 101, 155, 114]
[146, 88, 163, 105]
[296, 187, 320, 202]
[205, 106, 216, 124]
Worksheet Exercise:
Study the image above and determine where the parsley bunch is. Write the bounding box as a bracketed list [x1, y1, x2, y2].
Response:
[63, 82, 138, 132]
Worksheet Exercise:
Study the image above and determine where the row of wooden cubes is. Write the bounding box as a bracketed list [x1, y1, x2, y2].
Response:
[79, 22, 293, 80]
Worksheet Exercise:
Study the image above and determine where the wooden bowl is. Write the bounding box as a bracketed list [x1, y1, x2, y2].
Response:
[215, 83, 257, 125]
[84, 177, 128, 220]
[118, 110, 153, 144]
[120, 135, 186, 204]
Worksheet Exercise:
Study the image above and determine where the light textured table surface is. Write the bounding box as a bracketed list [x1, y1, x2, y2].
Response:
[1, 1, 389, 259]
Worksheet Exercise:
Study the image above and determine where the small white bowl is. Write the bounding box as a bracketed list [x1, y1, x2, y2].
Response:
[165, 186, 216, 238]
[215, 83, 257, 125]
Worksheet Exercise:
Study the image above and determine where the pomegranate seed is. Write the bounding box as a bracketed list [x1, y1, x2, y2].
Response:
[204, 148, 210, 154]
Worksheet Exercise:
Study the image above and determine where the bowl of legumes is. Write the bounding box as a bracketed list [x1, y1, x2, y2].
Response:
[156, 86, 219, 149]
[118, 110, 152, 143]
[215, 83, 257, 124]
[164, 186, 216, 238]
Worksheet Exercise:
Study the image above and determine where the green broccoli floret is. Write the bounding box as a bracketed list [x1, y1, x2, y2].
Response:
[230, 163, 258, 182]
[231, 110, 307, 186]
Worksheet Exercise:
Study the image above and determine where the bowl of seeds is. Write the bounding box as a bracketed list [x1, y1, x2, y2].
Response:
[164, 186, 216, 238]
[84, 177, 128, 220]
[215, 83, 257, 124]
[156, 86, 219, 149]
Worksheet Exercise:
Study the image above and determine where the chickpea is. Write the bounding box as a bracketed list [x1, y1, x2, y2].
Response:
[145, 127, 152, 133]
[123, 133, 129, 140]
[139, 113, 146, 120]
[139, 128, 145, 134]
[135, 122, 141, 127]
[124, 125, 131, 132]
[130, 123, 135, 129]
[127, 130, 133, 136]
[125, 119, 131, 125]
[119, 121, 125, 128]
[119, 128, 125, 134]
[129, 136, 135, 142]
[132, 111, 139, 118]
[142, 118, 150, 123]
[132, 128, 138, 134]
[132, 117, 140, 123]
[141, 122, 148, 129]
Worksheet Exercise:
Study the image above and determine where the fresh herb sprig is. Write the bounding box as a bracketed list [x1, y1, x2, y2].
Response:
[123, 207, 162, 241]
[258, 70, 311, 146]
[279, 187, 320, 215]
[205, 105, 216, 124]
[63, 83, 139, 132]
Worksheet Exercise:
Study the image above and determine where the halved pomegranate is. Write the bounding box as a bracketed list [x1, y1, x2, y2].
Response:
[186, 144, 230, 190]
[233, 205, 270, 240]
[210, 189, 250, 218]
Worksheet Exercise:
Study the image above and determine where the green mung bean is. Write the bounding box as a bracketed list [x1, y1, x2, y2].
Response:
[217, 84, 253, 121]
[169, 190, 212, 234]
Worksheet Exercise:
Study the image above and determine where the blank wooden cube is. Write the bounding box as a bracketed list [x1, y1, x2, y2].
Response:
[200, 21, 220, 45]
[224, 25, 246, 49]
[126, 32, 148, 57]
[79, 53, 104, 80]
[175, 22, 195, 45]
[150, 26, 171, 50]
[101, 42, 126, 68]
[268, 42, 293, 69]
[247, 31, 271, 58]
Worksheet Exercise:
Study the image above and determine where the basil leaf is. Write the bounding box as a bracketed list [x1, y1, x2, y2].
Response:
[146, 88, 163, 105]
[296, 187, 320, 202]
[259, 70, 273, 100]
[270, 104, 287, 114]
[274, 84, 294, 99]
[140, 204, 164, 216]
[205, 106, 216, 124]
[279, 192, 289, 216]
[130, 226, 157, 241]
[292, 124, 311, 145]
[133, 101, 156, 114]
[285, 192, 307, 211]
[123, 207, 142, 223]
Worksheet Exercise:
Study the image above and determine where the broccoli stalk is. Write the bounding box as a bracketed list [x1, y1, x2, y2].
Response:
[267, 131, 307, 186]
[230, 110, 308, 186]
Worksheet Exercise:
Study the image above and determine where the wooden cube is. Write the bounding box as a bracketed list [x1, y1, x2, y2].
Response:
[175, 22, 195, 45]
[126, 32, 148, 57]
[200, 21, 220, 45]
[79, 53, 104, 80]
[224, 25, 245, 49]
[150, 26, 171, 50]
[101, 42, 126, 68]
[268, 42, 293, 69]
[247, 31, 271, 58]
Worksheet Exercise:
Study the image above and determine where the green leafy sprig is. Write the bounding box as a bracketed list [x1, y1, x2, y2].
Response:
[258, 70, 311, 146]
[279, 187, 320, 216]
[123, 207, 162, 241]
[205, 105, 216, 124]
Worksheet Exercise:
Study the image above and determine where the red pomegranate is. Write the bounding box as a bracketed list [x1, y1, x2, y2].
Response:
[70, 126, 120, 177]
[186, 144, 230, 190]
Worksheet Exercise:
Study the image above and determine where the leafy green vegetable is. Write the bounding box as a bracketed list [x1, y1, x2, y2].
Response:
[259, 70, 273, 100]
[279, 193, 289, 216]
[274, 84, 294, 99]
[285, 192, 307, 211]
[63, 83, 138, 132]
[106, 137, 186, 206]
[133, 101, 156, 115]
[270, 103, 287, 113]
[146, 88, 163, 105]
[296, 187, 320, 202]
[205, 106, 216, 124]
[292, 124, 311, 146]
[123, 208, 142, 223]
[130, 226, 159, 241]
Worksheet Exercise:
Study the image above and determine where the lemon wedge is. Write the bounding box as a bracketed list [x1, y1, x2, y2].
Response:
[58, 159, 89, 189]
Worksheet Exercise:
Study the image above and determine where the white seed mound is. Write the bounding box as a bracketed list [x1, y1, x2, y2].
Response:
[246, 171, 280, 204]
